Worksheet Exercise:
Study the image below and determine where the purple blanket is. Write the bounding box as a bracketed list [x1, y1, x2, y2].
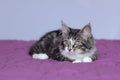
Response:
[0, 40, 120, 80]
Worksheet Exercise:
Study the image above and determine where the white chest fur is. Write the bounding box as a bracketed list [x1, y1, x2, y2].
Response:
[61, 50, 83, 60]
[61, 47, 96, 63]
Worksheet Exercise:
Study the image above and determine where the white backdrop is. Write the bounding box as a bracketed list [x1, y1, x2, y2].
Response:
[0, 0, 120, 40]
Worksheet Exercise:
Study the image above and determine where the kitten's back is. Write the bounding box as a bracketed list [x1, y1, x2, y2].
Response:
[29, 29, 62, 56]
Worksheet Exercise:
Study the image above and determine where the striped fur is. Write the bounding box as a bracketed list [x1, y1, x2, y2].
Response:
[29, 21, 97, 63]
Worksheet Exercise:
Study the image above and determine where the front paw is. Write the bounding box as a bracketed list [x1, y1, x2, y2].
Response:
[72, 59, 82, 63]
[83, 57, 92, 63]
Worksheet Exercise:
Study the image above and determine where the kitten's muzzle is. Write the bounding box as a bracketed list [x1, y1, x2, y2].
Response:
[68, 48, 76, 53]
[68, 49, 72, 51]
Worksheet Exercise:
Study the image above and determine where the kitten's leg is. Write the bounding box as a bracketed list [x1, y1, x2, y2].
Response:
[29, 43, 49, 60]
[82, 57, 92, 62]
[48, 48, 72, 62]
[82, 53, 97, 62]
[90, 54, 97, 61]
[72, 59, 82, 63]
[72, 57, 93, 63]
[32, 53, 49, 60]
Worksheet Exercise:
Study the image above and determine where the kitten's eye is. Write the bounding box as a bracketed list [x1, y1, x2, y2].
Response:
[76, 41, 79, 44]
[63, 40, 69, 46]
[75, 40, 81, 45]
[73, 43, 84, 49]
[80, 45, 84, 48]
[64, 40, 67, 42]
[73, 45, 77, 48]
[63, 40, 68, 43]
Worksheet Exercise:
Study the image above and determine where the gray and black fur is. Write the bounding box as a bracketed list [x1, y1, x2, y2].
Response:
[29, 21, 97, 63]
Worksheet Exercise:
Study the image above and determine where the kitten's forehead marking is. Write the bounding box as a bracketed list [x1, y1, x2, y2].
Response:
[69, 38, 75, 45]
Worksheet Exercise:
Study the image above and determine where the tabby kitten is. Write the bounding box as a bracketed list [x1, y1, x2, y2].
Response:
[29, 21, 97, 63]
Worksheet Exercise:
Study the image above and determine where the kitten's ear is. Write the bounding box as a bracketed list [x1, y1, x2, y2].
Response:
[80, 23, 92, 40]
[61, 20, 70, 35]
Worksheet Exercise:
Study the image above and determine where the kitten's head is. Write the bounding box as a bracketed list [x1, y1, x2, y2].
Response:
[61, 21, 96, 54]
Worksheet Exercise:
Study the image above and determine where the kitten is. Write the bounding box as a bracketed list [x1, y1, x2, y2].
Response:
[29, 21, 97, 63]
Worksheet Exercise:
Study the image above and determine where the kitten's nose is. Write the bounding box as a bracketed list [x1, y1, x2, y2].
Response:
[69, 49, 72, 51]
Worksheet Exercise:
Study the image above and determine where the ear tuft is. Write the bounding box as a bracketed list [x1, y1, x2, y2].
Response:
[81, 23, 92, 40]
[61, 20, 70, 34]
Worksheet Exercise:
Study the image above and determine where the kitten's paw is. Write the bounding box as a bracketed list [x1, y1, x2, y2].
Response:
[72, 60, 82, 63]
[83, 57, 92, 63]
[32, 53, 49, 60]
